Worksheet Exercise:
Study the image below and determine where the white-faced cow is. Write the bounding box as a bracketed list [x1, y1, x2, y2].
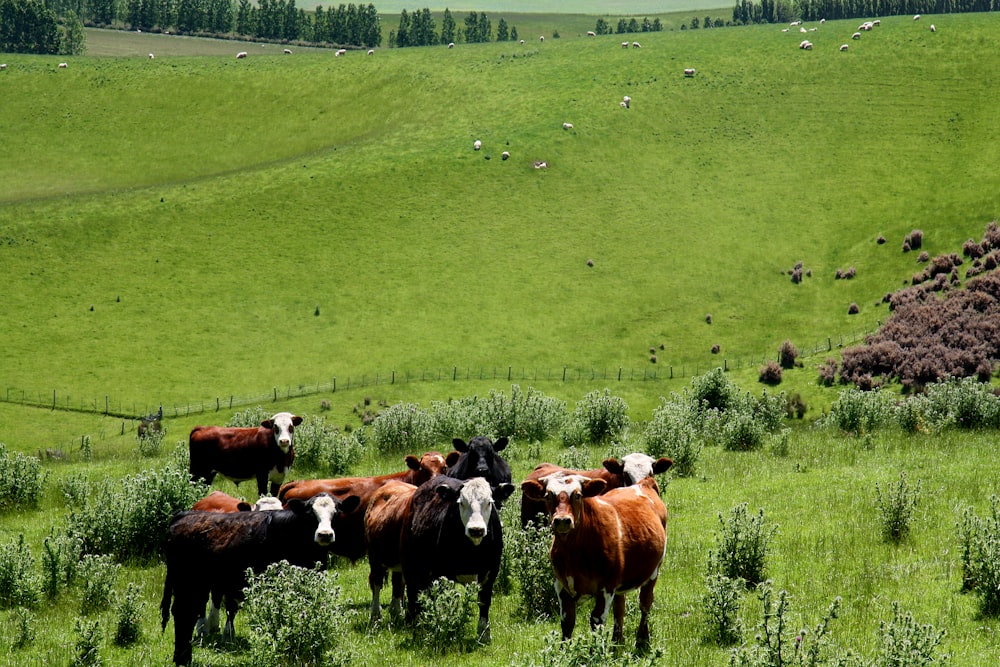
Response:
[520, 453, 672, 526]
[189, 411, 301, 497]
[520, 474, 668, 648]
[160, 492, 360, 665]
[191, 490, 283, 513]
[400, 476, 515, 642]
[277, 451, 449, 562]
[364, 479, 418, 623]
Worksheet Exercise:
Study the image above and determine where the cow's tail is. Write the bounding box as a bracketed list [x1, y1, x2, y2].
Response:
[160, 566, 173, 631]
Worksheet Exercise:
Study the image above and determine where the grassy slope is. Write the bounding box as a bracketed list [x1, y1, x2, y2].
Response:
[2, 15, 998, 417]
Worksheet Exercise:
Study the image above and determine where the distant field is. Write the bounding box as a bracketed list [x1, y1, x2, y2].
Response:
[364, 0, 730, 14]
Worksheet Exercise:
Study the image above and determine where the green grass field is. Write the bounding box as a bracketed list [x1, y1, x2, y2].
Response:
[1, 13, 1000, 666]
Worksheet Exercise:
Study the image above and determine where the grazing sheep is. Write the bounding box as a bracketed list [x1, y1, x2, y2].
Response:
[148, 53, 155, 59]
[586, 31, 596, 37]
[0, 64, 7, 70]
[913, 14, 920, 20]
[852, 32, 861, 39]
[539, 35, 545, 41]
[562, 122, 574, 130]
[782, 28, 789, 32]
[533, 161, 548, 169]
[684, 68, 696, 77]
[930, 24, 936, 32]
[623, 95, 631, 108]
[820, 18, 826, 23]
[620, 102, 627, 108]
[840, 43, 849, 51]
[448, 42, 455, 48]
[519, 39, 524, 44]
[501, 151, 510, 160]
[58, 62, 67, 68]
[474, 140, 482, 151]
[283, 48, 292, 54]
[632, 41, 641, 48]
[799, 40, 813, 49]
[336, 48, 347, 56]
[790, 20, 801, 26]
[621, 41, 629, 48]
[873, 19, 880, 26]
[800, 27, 807, 33]
[236, 51, 247, 58]
[368, 49, 374, 55]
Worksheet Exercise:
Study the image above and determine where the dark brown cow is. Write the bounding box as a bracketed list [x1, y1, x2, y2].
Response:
[520, 453, 673, 526]
[520, 474, 668, 648]
[363, 479, 417, 623]
[190, 490, 284, 513]
[189, 411, 302, 496]
[277, 451, 448, 562]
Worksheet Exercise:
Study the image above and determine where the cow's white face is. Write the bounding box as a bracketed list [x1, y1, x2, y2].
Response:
[263, 412, 302, 453]
[621, 453, 658, 486]
[457, 478, 495, 546]
[310, 494, 338, 546]
[253, 496, 284, 511]
[543, 474, 587, 535]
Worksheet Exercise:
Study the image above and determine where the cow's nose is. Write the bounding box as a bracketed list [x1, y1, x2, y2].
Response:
[315, 529, 334, 545]
[468, 526, 486, 539]
[552, 516, 573, 534]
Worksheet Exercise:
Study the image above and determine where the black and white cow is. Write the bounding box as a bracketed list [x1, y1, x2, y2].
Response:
[400, 476, 515, 642]
[160, 492, 360, 666]
[446, 436, 513, 490]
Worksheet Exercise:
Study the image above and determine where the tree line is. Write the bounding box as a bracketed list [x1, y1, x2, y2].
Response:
[0, 0, 84, 54]
[733, 0, 998, 25]
[390, 7, 518, 47]
[592, 16, 664, 34]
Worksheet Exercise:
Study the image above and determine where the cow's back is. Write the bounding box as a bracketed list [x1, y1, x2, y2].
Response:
[365, 481, 416, 570]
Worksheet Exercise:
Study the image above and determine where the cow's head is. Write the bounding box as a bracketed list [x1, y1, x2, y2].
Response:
[436, 478, 514, 545]
[521, 474, 606, 536]
[603, 453, 673, 486]
[252, 496, 284, 511]
[287, 492, 361, 547]
[449, 436, 509, 480]
[261, 412, 303, 453]
[405, 451, 449, 485]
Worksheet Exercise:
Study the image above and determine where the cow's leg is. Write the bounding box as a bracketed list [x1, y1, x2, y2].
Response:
[477, 576, 495, 643]
[612, 593, 627, 644]
[555, 579, 577, 640]
[222, 595, 239, 643]
[389, 571, 405, 620]
[171, 597, 202, 666]
[636, 579, 657, 648]
[257, 473, 270, 498]
[368, 563, 386, 624]
[589, 590, 614, 634]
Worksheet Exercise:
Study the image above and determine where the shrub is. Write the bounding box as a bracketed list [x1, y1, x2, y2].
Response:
[71, 618, 103, 667]
[848, 302, 860, 314]
[563, 389, 629, 445]
[518, 626, 661, 667]
[58, 473, 91, 507]
[708, 503, 775, 588]
[644, 398, 702, 477]
[759, 360, 782, 385]
[371, 402, 437, 454]
[0, 444, 48, 510]
[779, 340, 799, 369]
[0, 535, 42, 609]
[41, 530, 83, 599]
[80, 554, 120, 615]
[906, 229, 924, 250]
[869, 601, 949, 667]
[921, 376, 1000, 430]
[785, 393, 807, 419]
[293, 415, 363, 475]
[227, 405, 270, 427]
[10, 607, 36, 649]
[874, 472, 921, 543]
[958, 496, 1000, 612]
[818, 358, 838, 386]
[415, 577, 482, 652]
[112, 583, 144, 647]
[437, 385, 565, 443]
[703, 573, 743, 645]
[243, 561, 351, 667]
[136, 424, 166, 457]
[505, 515, 560, 620]
[688, 367, 741, 412]
[712, 344, 721, 354]
[822, 388, 895, 435]
[728, 583, 841, 667]
[721, 410, 768, 452]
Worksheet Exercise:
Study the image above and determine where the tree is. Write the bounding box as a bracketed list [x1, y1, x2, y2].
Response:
[235, 0, 251, 35]
[395, 8, 409, 46]
[690, 16, 700, 28]
[616, 18, 626, 33]
[595, 17, 609, 34]
[509, 25, 517, 41]
[496, 16, 507, 41]
[440, 7, 455, 44]
[0, 0, 62, 53]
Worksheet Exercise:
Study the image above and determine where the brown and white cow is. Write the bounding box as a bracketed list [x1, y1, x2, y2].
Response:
[277, 451, 449, 562]
[364, 479, 418, 623]
[191, 490, 283, 513]
[520, 453, 672, 526]
[520, 474, 668, 648]
[189, 412, 301, 497]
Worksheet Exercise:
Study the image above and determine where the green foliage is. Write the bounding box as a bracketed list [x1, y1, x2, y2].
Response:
[79, 554, 120, 615]
[505, 513, 559, 620]
[58, 472, 91, 508]
[518, 626, 661, 667]
[870, 601, 949, 667]
[112, 583, 144, 647]
[431, 385, 566, 443]
[136, 424, 166, 457]
[562, 389, 630, 446]
[729, 583, 841, 667]
[708, 503, 776, 588]
[243, 561, 351, 667]
[41, 530, 83, 599]
[0, 0, 63, 54]
[293, 415, 363, 475]
[371, 402, 438, 454]
[71, 618, 103, 667]
[67, 462, 206, 562]
[874, 471, 921, 544]
[822, 388, 895, 435]
[226, 405, 270, 428]
[721, 410, 768, 452]
[921, 377, 1000, 430]
[10, 606, 36, 650]
[644, 397, 703, 477]
[689, 368, 742, 413]
[0, 535, 42, 609]
[957, 496, 1000, 614]
[0, 443, 48, 510]
[415, 577, 482, 652]
[703, 573, 743, 645]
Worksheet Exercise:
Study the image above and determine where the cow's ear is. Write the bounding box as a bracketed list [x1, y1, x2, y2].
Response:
[445, 451, 462, 468]
[405, 455, 421, 471]
[285, 498, 306, 513]
[261, 419, 274, 429]
[339, 495, 362, 514]
[653, 458, 674, 474]
[236, 502, 253, 512]
[452, 438, 469, 452]
[436, 483, 460, 501]
[292, 415, 303, 426]
[493, 436, 509, 451]
[493, 483, 516, 503]
[581, 478, 607, 497]
[521, 480, 546, 501]
[602, 458, 623, 475]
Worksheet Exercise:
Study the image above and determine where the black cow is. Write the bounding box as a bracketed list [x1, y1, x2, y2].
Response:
[160, 492, 360, 666]
[446, 436, 513, 491]
[400, 476, 515, 642]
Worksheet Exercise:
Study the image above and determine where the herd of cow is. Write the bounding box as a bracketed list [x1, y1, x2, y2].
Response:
[160, 411, 674, 665]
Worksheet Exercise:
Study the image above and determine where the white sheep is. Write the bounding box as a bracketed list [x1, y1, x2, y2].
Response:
[621, 41, 629, 48]
[367, 49, 374, 55]
[562, 122, 574, 130]
[58, 62, 67, 68]
[283, 48, 292, 54]
[852, 32, 861, 39]
[0, 63, 7, 70]
[913, 14, 921, 20]
[148, 53, 155, 59]
[632, 41, 641, 48]
[474, 140, 482, 151]
[586, 31, 596, 37]
[236, 51, 247, 59]
[684, 68, 696, 77]
[501, 151, 510, 160]
[533, 161, 548, 169]
[623, 95, 631, 107]
[519, 39, 524, 44]
[930, 24, 936, 32]
[448, 42, 455, 48]
[336, 49, 347, 56]
[539, 35, 545, 41]
[840, 43, 849, 51]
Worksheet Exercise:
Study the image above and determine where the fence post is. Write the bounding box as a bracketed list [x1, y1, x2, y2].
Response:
[333, 377, 336, 393]
[273, 387, 277, 401]
[562, 367, 567, 382]
[508, 366, 512, 381]
[52, 390, 56, 410]
[392, 370, 395, 384]
[724, 359, 728, 371]
[453, 367, 457, 381]
[669, 366, 673, 379]
[618, 367, 622, 381]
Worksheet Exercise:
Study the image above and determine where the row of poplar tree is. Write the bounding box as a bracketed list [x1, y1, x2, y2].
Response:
[391, 8, 518, 47]
[0, 0, 85, 53]
[733, 0, 997, 24]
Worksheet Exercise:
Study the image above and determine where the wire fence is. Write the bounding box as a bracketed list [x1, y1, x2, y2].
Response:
[1, 329, 873, 426]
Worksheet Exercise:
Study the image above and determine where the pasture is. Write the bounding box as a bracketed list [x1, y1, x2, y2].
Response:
[1, 11, 999, 666]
